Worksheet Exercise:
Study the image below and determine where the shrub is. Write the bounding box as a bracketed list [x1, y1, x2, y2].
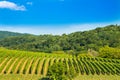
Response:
[44, 62, 78, 80]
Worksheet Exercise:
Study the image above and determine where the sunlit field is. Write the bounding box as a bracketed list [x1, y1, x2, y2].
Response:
[0, 48, 120, 80]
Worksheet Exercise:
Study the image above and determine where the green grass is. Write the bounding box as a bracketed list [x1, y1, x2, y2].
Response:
[0, 74, 41, 80]
[0, 74, 120, 80]
[74, 74, 120, 80]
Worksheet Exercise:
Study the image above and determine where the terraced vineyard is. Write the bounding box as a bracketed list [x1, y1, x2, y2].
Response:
[0, 48, 120, 79]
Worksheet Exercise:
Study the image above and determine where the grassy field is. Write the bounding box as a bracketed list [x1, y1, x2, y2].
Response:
[0, 74, 40, 80]
[0, 74, 120, 80]
[74, 74, 120, 80]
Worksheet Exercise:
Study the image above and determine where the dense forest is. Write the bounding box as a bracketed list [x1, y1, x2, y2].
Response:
[0, 25, 120, 57]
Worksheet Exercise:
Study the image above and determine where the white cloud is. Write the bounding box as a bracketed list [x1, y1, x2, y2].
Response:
[0, 21, 120, 35]
[0, 1, 26, 11]
[26, 2, 33, 5]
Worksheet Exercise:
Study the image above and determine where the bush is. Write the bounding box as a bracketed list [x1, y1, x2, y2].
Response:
[99, 46, 120, 59]
[47, 62, 67, 80]
[43, 62, 78, 80]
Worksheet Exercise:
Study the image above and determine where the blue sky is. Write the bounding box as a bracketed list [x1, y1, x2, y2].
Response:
[0, 0, 120, 35]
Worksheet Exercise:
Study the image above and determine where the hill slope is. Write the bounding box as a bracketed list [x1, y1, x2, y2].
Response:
[0, 31, 25, 39]
[0, 25, 120, 53]
[0, 48, 120, 76]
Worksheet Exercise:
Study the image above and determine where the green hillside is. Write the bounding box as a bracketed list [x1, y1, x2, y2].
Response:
[0, 31, 25, 39]
[0, 25, 120, 55]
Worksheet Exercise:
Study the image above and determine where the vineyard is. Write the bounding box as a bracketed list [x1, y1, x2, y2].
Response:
[0, 48, 120, 80]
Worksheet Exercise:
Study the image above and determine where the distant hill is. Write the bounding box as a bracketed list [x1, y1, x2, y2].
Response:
[0, 25, 120, 54]
[0, 31, 25, 39]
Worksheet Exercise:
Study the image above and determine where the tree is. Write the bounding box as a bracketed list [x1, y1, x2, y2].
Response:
[99, 46, 120, 59]
[43, 62, 78, 80]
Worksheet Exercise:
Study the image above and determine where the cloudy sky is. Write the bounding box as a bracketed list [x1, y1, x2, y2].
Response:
[0, 0, 120, 35]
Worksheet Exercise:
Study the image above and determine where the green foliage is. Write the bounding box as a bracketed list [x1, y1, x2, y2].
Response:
[0, 48, 120, 79]
[99, 46, 120, 59]
[0, 31, 24, 39]
[46, 62, 77, 80]
[0, 25, 120, 56]
[77, 53, 92, 57]
[52, 51, 65, 54]
[47, 62, 68, 80]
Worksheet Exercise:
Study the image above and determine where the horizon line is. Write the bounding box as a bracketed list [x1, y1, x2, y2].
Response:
[0, 22, 120, 35]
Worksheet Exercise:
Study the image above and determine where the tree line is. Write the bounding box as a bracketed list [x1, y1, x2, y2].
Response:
[0, 25, 120, 58]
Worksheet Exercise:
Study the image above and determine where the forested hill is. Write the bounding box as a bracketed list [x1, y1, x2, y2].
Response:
[0, 25, 120, 54]
[0, 31, 25, 39]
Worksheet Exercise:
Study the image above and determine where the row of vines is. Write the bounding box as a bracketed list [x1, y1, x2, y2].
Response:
[0, 48, 120, 76]
[0, 56, 120, 76]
